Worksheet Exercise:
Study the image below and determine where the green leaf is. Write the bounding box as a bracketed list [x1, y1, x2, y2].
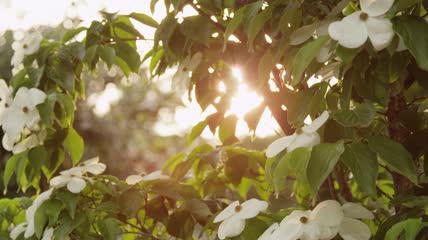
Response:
[98, 45, 116, 68]
[98, 218, 120, 240]
[307, 142, 345, 196]
[392, 16, 428, 71]
[179, 16, 212, 45]
[63, 127, 84, 165]
[167, 210, 193, 239]
[386, 218, 424, 240]
[188, 120, 207, 144]
[114, 21, 144, 39]
[341, 143, 378, 196]
[388, 0, 421, 15]
[247, 8, 272, 50]
[332, 102, 376, 127]
[368, 136, 417, 184]
[273, 147, 311, 194]
[145, 196, 169, 221]
[62, 27, 87, 43]
[128, 12, 159, 28]
[219, 115, 239, 145]
[291, 35, 329, 85]
[119, 189, 144, 217]
[113, 42, 141, 73]
[3, 153, 25, 194]
[34, 200, 62, 238]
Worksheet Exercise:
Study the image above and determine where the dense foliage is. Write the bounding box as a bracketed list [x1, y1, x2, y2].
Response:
[1, 0, 428, 239]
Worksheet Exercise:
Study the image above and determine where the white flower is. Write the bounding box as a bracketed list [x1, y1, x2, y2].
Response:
[0, 87, 46, 143]
[337, 202, 374, 240]
[3, 128, 47, 154]
[258, 223, 280, 240]
[275, 200, 344, 240]
[126, 170, 169, 185]
[328, 0, 394, 51]
[50, 157, 106, 193]
[269, 200, 374, 240]
[0, 79, 12, 119]
[266, 111, 329, 158]
[24, 188, 54, 238]
[42, 227, 54, 240]
[11, 31, 43, 67]
[10, 223, 27, 240]
[214, 199, 268, 239]
[172, 52, 202, 90]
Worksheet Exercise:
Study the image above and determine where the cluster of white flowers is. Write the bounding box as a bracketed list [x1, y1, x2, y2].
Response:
[328, 0, 394, 51]
[10, 188, 53, 240]
[10, 157, 104, 240]
[11, 31, 43, 73]
[50, 157, 106, 193]
[266, 111, 329, 158]
[0, 79, 47, 154]
[125, 170, 169, 185]
[259, 200, 374, 240]
[213, 199, 268, 239]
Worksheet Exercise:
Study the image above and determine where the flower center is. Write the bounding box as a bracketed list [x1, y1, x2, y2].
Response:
[23, 44, 28, 49]
[182, 67, 188, 72]
[234, 205, 242, 212]
[22, 106, 29, 113]
[359, 12, 369, 21]
[300, 216, 308, 224]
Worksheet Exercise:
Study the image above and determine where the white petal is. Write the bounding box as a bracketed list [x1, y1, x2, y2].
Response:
[33, 188, 54, 207]
[84, 162, 106, 175]
[365, 17, 394, 51]
[302, 111, 329, 133]
[1, 107, 26, 141]
[24, 109, 41, 128]
[236, 198, 268, 219]
[2, 133, 15, 151]
[12, 134, 40, 154]
[258, 223, 279, 240]
[42, 227, 54, 240]
[83, 157, 99, 165]
[265, 134, 297, 158]
[214, 201, 240, 223]
[12, 87, 31, 108]
[10, 223, 27, 240]
[0, 79, 10, 99]
[142, 170, 169, 181]
[342, 202, 374, 219]
[28, 88, 46, 108]
[50, 175, 71, 188]
[360, 0, 394, 17]
[126, 175, 144, 185]
[60, 166, 85, 177]
[328, 12, 368, 49]
[277, 216, 305, 240]
[310, 200, 344, 227]
[339, 217, 372, 240]
[66, 177, 86, 193]
[11, 52, 24, 67]
[288, 132, 320, 152]
[217, 216, 246, 239]
[24, 220, 35, 238]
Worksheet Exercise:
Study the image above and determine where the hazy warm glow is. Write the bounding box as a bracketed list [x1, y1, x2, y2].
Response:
[228, 84, 264, 119]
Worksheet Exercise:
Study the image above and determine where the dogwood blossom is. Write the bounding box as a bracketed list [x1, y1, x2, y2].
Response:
[50, 157, 106, 193]
[328, 0, 394, 50]
[0, 87, 46, 143]
[214, 199, 268, 239]
[126, 170, 169, 185]
[172, 52, 202, 90]
[3, 128, 46, 154]
[11, 31, 43, 67]
[258, 200, 374, 240]
[12, 188, 54, 238]
[0, 79, 12, 119]
[266, 111, 329, 158]
[41, 227, 54, 240]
